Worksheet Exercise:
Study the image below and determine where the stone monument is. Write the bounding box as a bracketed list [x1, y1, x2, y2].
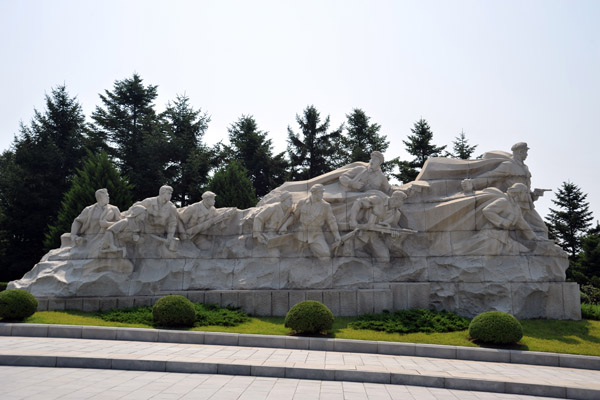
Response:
[8, 144, 580, 319]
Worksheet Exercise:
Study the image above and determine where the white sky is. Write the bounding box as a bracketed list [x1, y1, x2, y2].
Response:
[1, 0, 599, 223]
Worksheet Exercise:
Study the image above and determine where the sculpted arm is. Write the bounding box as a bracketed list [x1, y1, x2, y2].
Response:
[482, 199, 513, 229]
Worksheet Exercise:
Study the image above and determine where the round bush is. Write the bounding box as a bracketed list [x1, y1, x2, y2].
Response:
[152, 295, 196, 327]
[469, 311, 523, 344]
[0, 289, 38, 321]
[285, 300, 334, 334]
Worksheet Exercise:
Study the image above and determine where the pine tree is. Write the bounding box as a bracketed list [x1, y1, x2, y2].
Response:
[91, 73, 167, 200]
[578, 232, 600, 281]
[226, 115, 288, 197]
[336, 108, 389, 165]
[448, 131, 478, 159]
[0, 86, 87, 281]
[287, 105, 342, 180]
[44, 151, 133, 250]
[546, 181, 594, 258]
[207, 161, 258, 209]
[161, 95, 212, 206]
[394, 118, 446, 183]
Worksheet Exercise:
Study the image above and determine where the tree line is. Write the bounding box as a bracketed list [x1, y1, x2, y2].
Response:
[0, 73, 595, 286]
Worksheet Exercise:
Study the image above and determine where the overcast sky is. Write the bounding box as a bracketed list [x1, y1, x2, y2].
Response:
[1, 0, 598, 222]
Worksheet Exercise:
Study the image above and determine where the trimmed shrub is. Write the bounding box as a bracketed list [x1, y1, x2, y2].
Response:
[469, 311, 523, 345]
[581, 285, 600, 305]
[152, 295, 196, 328]
[0, 289, 38, 321]
[582, 303, 600, 320]
[285, 300, 334, 334]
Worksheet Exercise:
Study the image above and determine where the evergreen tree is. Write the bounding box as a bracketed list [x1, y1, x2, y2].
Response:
[287, 105, 342, 180]
[448, 130, 478, 159]
[226, 115, 288, 197]
[546, 181, 594, 258]
[91, 73, 167, 200]
[161, 95, 212, 206]
[394, 118, 446, 183]
[336, 108, 389, 164]
[0, 86, 87, 281]
[578, 232, 600, 281]
[44, 151, 133, 250]
[207, 161, 258, 209]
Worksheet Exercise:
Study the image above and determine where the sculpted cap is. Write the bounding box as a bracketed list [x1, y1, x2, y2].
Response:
[310, 184, 325, 193]
[159, 185, 173, 195]
[507, 183, 528, 193]
[95, 188, 108, 201]
[511, 142, 529, 152]
[371, 151, 384, 163]
[202, 191, 217, 199]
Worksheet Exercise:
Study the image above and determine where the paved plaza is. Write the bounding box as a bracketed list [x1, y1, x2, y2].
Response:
[1, 332, 600, 399]
[1, 366, 560, 400]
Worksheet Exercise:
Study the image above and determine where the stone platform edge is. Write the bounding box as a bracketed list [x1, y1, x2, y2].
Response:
[1, 322, 599, 371]
[30, 283, 581, 320]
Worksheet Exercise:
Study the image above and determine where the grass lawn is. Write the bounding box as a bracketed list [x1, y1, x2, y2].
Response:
[19, 311, 600, 357]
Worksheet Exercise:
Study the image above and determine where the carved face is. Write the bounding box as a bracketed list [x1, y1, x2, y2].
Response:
[514, 148, 528, 161]
[159, 190, 172, 203]
[461, 179, 474, 193]
[370, 156, 383, 169]
[204, 196, 216, 207]
[97, 192, 109, 206]
[312, 190, 324, 202]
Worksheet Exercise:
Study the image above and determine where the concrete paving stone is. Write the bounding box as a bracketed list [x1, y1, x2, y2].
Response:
[390, 372, 445, 388]
[505, 381, 566, 398]
[443, 377, 505, 393]
[117, 297, 134, 308]
[82, 298, 100, 312]
[285, 336, 310, 350]
[559, 353, 600, 370]
[132, 297, 153, 307]
[65, 298, 84, 311]
[81, 326, 117, 340]
[309, 337, 335, 351]
[415, 344, 457, 359]
[377, 341, 416, 356]
[510, 351, 559, 367]
[251, 365, 286, 378]
[0, 323, 12, 336]
[48, 324, 83, 339]
[36, 298, 49, 311]
[11, 323, 49, 337]
[98, 298, 117, 311]
[111, 358, 166, 372]
[165, 360, 218, 374]
[566, 387, 600, 400]
[239, 333, 287, 349]
[157, 329, 204, 344]
[116, 327, 159, 342]
[335, 369, 391, 384]
[48, 298, 66, 311]
[456, 347, 511, 363]
[218, 363, 252, 375]
[333, 339, 378, 354]
[0, 354, 56, 367]
[204, 332, 239, 345]
[285, 366, 335, 381]
[56, 356, 112, 369]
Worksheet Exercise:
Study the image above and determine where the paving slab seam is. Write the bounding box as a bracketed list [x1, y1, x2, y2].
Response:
[2, 322, 600, 371]
[0, 353, 597, 399]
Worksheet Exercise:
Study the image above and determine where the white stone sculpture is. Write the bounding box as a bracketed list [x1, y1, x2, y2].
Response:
[252, 191, 294, 245]
[8, 141, 579, 319]
[70, 188, 121, 246]
[137, 185, 178, 251]
[294, 184, 342, 260]
[339, 151, 391, 194]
